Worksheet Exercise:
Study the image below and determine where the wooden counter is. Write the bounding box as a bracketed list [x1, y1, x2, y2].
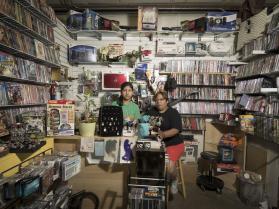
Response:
[54, 135, 137, 209]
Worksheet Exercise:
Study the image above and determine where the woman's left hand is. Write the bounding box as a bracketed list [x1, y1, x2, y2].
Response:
[158, 130, 165, 139]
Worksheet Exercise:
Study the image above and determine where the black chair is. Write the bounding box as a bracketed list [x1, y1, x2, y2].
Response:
[196, 151, 224, 193]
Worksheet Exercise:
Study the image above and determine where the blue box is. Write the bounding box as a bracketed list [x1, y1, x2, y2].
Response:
[206, 12, 237, 32]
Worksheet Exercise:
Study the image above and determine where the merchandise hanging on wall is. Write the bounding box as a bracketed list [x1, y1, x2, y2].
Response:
[120, 137, 136, 163]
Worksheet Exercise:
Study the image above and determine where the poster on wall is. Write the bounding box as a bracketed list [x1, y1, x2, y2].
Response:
[86, 139, 104, 164]
[120, 137, 136, 163]
[104, 138, 119, 163]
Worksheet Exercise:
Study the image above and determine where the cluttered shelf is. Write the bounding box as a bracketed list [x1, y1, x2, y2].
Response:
[0, 103, 47, 109]
[177, 84, 235, 88]
[0, 12, 54, 46]
[181, 99, 235, 103]
[17, 0, 57, 26]
[0, 138, 54, 177]
[0, 43, 60, 68]
[240, 50, 267, 62]
[159, 72, 237, 75]
[0, 75, 51, 86]
[235, 71, 279, 81]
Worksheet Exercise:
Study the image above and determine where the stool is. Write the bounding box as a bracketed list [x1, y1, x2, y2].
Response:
[196, 151, 224, 193]
[177, 159, 186, 198]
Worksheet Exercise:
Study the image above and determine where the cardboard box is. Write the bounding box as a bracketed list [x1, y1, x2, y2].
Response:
[138, 6, 158, 31]
[47, 100, 75, 136]
[206, 12, 237, 32]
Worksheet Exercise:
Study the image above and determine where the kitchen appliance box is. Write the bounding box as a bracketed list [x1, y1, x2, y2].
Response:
[47, 100, 75, 136]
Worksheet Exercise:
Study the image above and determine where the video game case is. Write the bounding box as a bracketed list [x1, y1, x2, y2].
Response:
[235, 78, 273, 94]
[163, 60, 234, 73]
[173, 73, 234, 86]
[266, 30, 279, 52]
[181, 116, 205, 130]
[237, 54, 279, 78]
[241, 35, 265, 59]
[173, 87, 234, 101]
[176, 102, 234, 114]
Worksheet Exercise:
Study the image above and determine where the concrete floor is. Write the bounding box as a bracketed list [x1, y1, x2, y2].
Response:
[168, 163, 258, 209]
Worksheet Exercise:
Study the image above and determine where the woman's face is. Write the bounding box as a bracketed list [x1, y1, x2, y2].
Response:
[155, 94, 168, 111]
[121, 86, 133, 101]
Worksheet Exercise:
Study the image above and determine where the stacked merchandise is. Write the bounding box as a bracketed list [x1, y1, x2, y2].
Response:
[0, 110, 47, 152]
[241, 36, 266, 60]
[0, 0, 56, 43]
[174, 73, 235, 86]
[0, 23, 60, 65]
[237, 54, 279, 78]
[0, 51, 51, 83]
[0, 0, 60, 153]
[67, 9, 120, 31]
[217, 134, 242, 173]
[254, 115, 279, 144]
[176, 102, 234, 114]
[181, 117, 205, 131]
[235, 10, 279, 146]
[173, 87, 234, 101]
[0, 153, 81, 209]
[163, 60, 235, 73]
[0, 82, 49, 106]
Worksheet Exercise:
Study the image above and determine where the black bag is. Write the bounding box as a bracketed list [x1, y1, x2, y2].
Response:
[69, 190, 99, 209]
[164, 76, 177, 92]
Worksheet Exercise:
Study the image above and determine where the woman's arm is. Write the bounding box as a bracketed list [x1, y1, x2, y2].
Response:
[158, 128, 179, 140]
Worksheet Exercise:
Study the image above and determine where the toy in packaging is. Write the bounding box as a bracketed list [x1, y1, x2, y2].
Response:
[47, 100, 75, 136]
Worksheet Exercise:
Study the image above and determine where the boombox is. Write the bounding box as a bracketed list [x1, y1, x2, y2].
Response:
[157, 40, 185, 55]
[206, 12, 237, 32]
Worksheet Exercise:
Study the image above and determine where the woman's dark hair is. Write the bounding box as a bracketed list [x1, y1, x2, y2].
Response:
[153, 91, 169, 102]
[118, 82, 134, 106]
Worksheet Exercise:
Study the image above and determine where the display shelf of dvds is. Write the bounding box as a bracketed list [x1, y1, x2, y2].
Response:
[182, 99, 235, 103]
[69, 61, 128, 66]
[160, 72, 237, 75]
[180, 113, 219, 117]
[235, 71, 279, 81]
[17, 0, 57, 27]
[0, 12, 54, 46]
[0, 75, 50, 86]
[0, 103, 47, 109]
[177, 84, 235, 88]
[241, 50, 266, 62]
[0, 43, 60, 68]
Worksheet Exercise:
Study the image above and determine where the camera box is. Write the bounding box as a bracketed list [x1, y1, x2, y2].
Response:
[206, 11, 237, 32]
[47, 100, 75, 136]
